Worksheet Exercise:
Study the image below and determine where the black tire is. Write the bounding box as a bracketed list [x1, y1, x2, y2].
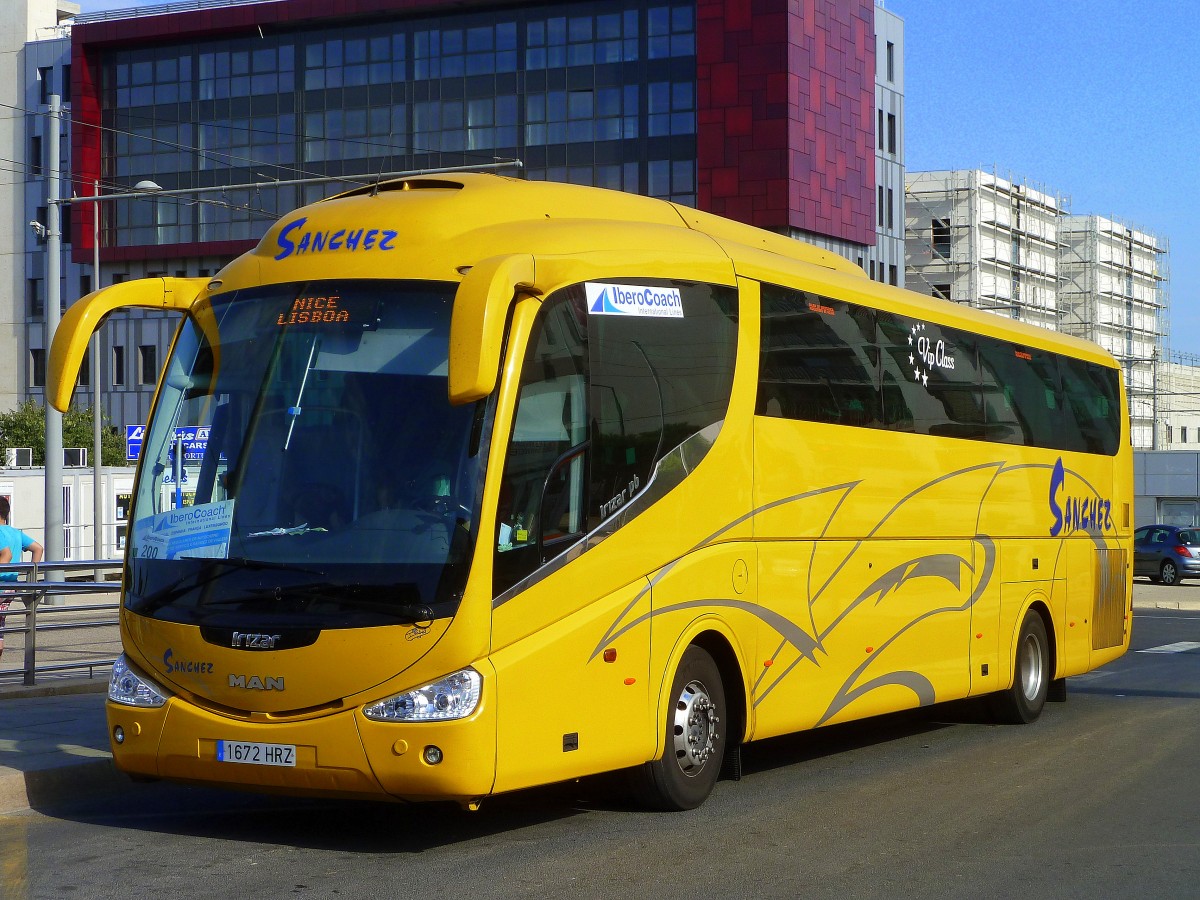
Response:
[1160, 560, 1181, 586]
[633, 645, 725, 811]
[990, 610, 1050, 724]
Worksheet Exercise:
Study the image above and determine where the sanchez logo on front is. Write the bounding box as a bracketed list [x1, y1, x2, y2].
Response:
[274, 216, 399, 260]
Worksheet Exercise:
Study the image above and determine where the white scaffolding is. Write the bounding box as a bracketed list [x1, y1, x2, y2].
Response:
[904, 167, 1065, 332]
[905, 169, 1170, 450]
[1058, 215, 1167, 449]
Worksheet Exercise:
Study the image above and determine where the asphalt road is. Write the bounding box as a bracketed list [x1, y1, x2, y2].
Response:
[3, 604, 1198, 900]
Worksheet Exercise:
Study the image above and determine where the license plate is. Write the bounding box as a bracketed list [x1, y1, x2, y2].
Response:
[215, 740, 296, 767]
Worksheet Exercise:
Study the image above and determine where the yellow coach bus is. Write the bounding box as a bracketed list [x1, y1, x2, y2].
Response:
[49, 175, 1132, 810]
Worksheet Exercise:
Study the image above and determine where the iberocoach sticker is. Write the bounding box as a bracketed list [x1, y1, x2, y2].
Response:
[585, 283, 684, 318]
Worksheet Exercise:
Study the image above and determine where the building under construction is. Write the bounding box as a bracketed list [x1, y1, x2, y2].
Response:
[905, 168, 1169, 449]
[1059, 216, 1167, 449]
[904, 169, 1062, 331]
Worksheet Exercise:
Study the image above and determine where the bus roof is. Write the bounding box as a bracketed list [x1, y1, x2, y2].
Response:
[240, 173, 861, 282]
[227, 173, 1116, 369]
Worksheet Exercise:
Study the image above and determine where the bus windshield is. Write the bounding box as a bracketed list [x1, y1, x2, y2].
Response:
[125, 280, 487, 628]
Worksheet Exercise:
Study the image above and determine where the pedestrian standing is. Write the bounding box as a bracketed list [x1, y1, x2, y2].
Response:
[0, 496, 44, 659]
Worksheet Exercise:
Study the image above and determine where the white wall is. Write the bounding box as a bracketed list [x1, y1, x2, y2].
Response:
[0, 465, 136, 561]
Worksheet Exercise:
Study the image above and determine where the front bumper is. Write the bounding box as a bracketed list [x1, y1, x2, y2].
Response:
[106, 691, 497, 804]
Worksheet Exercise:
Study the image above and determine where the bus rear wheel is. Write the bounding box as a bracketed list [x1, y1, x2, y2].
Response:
[634, 645, 725, 811]
[990, 610, 1050, 724]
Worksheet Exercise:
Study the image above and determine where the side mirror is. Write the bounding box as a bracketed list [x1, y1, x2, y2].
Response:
[48, 276, 208, 412]
[449, 254, 537, 405]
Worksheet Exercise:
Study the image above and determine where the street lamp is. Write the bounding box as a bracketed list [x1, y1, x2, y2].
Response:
[43, 88, 164, 568]
[85, 178, 162, 566]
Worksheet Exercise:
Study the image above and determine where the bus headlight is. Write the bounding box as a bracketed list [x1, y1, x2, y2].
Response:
[362, 668, 481, 722]
[108, 654, 170, 708]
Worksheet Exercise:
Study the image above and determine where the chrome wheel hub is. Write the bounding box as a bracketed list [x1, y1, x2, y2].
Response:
[673, 678, 719, 775]
[1018, 631, 1045, 702]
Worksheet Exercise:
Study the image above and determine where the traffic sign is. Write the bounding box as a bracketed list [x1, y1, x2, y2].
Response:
[126, 425, 211, 462]
[125, 425, 145, 461]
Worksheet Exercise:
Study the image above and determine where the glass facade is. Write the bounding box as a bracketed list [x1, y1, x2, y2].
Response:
[99, 1, 698, 249]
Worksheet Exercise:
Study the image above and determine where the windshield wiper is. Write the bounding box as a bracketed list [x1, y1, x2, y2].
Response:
[278, 582, 435, 624]
[284, 335, 321, 450]
[133, 557, 327, 613]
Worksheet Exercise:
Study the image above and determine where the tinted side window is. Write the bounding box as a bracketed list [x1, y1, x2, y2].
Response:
[589, 280, 738, 528]
[878, 312, 983, 439]
[757, 286, 879, 426]
[977, 341, 1061, 448]
[751, 284, 1122, 457]
[1058, 357, 1121, 455]
[494, 293, 589, 596]
[494, 279, 737, 598]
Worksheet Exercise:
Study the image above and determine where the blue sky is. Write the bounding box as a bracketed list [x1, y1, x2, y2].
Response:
[76, 0, 1193, 352]
[893, 0, 1194, 354]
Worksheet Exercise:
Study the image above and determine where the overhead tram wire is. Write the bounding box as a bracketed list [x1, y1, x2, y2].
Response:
[0, 153, 278, 222]
[1, 97, 519, 194]
[0, 98, 377, 188]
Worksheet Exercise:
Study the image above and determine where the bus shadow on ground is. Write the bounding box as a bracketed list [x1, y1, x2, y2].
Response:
[735, 698, 990, 779]
[40, 702, 995, 850]
[41, 778, 598, 852]
[36, 698, 1037, 849]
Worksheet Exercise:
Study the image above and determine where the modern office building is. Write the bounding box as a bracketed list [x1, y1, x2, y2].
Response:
[872, 3, 904, 288]
[6, 0, 906, 434]
[905, 168, 1170, 450]
[2, 0, 78, 414]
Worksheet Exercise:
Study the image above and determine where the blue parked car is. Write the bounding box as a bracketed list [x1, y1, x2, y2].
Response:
[1134, 524, 1200, 586]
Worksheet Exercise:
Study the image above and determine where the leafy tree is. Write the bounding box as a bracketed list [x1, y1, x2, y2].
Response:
[0, 400, 128, 467]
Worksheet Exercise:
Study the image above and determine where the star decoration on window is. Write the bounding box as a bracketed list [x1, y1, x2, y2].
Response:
[909, 322, 930, 387]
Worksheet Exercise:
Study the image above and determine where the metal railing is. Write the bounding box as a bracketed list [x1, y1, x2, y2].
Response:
[0, 560, 122, 687]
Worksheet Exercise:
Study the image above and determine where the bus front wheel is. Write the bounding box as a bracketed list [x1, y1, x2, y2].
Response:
[634, 645, 725, 811]
[990, 610, 1050, 724]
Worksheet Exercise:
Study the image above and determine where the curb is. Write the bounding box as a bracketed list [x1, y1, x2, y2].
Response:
[0, 758, 125, 816]
[1132, 600, 1200, 612]
[0, 679, 108, 701]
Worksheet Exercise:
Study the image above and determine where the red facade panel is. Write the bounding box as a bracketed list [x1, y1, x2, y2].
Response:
[696, 0, 875, 245]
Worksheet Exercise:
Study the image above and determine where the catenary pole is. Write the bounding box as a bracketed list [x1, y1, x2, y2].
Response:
[44, 94, 64, 574]
[93, 180, 103, 569]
